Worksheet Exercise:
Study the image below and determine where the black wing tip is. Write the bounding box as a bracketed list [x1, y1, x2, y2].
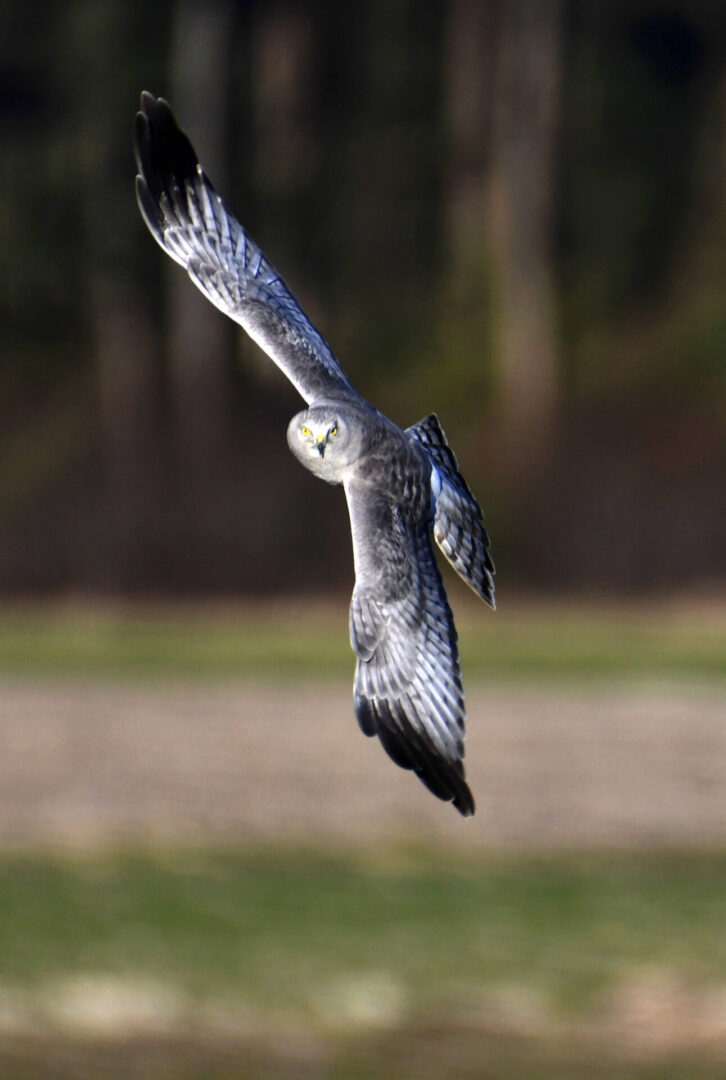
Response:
[354, 693, 475, 817]
[479, 574, 497, 610]
[133, 90, 202, 205]
[453, 783, 476, 817]
[136, 93, 181, 151]
[422, 757, 476, 817]
[137, 90, 174, 126]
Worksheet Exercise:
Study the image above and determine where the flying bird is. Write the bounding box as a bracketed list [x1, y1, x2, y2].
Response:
[134, 92, 495, 815]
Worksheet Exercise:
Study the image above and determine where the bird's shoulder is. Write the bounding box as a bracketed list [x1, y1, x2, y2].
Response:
[346, 410, 432, 494]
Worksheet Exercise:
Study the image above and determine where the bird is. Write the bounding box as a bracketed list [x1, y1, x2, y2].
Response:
[134, 92, 495, 816]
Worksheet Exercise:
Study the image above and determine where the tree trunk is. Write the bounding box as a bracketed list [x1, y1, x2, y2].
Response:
[488, 0, 562, 482]
[247, 4, 315, 388]
[440, 0, 500, 425]
[73, 0, 163, 588]
[168, 0, 235, 480]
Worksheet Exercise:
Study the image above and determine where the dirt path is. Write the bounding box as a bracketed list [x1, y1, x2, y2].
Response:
[0, 679, 724, 849]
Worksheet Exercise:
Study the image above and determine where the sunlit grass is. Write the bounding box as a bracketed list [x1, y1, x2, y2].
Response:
[0, 597, 723, 681]
[0, 848, 725, 1016]
[1, 848, 725, 1077]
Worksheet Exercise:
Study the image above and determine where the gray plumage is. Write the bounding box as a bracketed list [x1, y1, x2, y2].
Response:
[134, 92, 495, 815]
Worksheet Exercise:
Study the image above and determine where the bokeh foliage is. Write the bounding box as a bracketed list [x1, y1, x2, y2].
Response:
[1, 0, 724, 594]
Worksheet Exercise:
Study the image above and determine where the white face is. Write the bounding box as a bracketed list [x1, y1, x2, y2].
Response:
[286, 408, 357, 482]
[296, 415, 341, 460]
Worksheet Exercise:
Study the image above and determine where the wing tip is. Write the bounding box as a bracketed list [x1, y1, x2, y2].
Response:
[133, 89, 202, 208]
[137, 90, 174, 126]
[453, 782, 476, 817]
[354, 692, 475, 816]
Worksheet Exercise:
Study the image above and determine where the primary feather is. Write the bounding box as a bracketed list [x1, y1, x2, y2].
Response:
[134, 92, 353, 404]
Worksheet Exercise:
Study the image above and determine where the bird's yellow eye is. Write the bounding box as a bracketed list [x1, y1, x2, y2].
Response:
[301, 426, 311, 437]
[330, 426, 338, 437]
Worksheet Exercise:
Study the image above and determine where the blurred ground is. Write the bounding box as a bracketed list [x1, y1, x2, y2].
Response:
[0, 678, 723, 850]
[0, 599, 723, 1079]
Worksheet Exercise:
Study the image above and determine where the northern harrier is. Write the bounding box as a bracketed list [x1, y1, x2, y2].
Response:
[134, 93, 495, 815]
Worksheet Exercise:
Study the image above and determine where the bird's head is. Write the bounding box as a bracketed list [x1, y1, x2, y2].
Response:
[286, 406, 358, 482]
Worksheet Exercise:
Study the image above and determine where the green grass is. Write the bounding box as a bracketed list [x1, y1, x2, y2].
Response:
[0, 598, 723, 681]
[0, 848, 725, 1011]
[0, 847, 725, 1078]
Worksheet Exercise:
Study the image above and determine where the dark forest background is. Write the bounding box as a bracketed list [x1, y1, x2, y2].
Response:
[1, 0, 724, 597]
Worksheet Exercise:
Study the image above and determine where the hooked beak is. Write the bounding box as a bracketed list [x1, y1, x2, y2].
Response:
[316, 434, 326, 457]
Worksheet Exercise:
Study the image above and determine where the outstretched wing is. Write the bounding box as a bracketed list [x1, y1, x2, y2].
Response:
[407, 414, 496, 608]
[345, 476, 475, 816]
[134, 92, 355, 405]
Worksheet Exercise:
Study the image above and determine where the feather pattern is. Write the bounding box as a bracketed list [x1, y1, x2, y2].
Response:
[407, 414, 496, 607]
[344, 432, 475, 815]
[134, 92, 354, 404]
[134, 93, 494, 816]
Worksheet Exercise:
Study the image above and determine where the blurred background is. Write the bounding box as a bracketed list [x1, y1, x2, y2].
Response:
[0, 1, 725, 1078]
[3, 0, 725, 594]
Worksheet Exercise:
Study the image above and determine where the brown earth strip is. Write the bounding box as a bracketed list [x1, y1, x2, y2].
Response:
[0, 680, 723, 850]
